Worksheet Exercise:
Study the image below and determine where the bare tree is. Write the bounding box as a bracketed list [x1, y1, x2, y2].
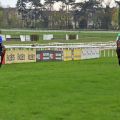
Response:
[115, 0, 120, 29]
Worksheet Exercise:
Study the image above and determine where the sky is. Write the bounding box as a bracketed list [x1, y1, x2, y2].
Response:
[0, 0, 117, 8]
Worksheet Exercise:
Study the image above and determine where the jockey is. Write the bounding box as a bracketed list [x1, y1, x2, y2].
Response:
[0, 36, 3, 55]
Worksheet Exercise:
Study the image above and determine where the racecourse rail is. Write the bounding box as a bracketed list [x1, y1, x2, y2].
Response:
[1, 41, 117, 65]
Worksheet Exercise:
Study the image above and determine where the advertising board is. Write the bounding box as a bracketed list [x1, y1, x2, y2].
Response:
[20, 35, 31, 42]
[73, 48, 81, 60]
[5, 48, 36, 64]
[63, 49, 72, 61]
[81, 48, 100, 60]
[36, 50, 63, 61]
[6, 35, 11, 41]
[43, 34, 53, 40]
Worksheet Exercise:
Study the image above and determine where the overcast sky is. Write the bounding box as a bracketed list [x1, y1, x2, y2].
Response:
[0, 0, 117, 8]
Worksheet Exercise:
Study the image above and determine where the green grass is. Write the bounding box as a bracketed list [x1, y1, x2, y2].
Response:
[2, 31, 118, 44]
[0, 57, 120, 120]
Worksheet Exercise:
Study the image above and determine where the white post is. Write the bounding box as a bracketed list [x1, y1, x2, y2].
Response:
[108, 49, 110, 57]
[66, 34, 69, 40]
[104, 50, 106, 57]
[116, 49, 117, 56]
[112, 49, 114, 57]
[100, 50, 101, 57]
[76, 34, 79, 40]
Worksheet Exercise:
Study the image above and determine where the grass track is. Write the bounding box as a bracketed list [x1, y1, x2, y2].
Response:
[2, 31, 118, 44]
[0, 57, 120, 120]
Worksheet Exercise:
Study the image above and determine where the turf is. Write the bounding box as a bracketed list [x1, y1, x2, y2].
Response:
[0, 57, 120, 120]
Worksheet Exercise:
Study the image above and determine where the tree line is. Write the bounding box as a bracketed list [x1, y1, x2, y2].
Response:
[0, 0, 119, 30]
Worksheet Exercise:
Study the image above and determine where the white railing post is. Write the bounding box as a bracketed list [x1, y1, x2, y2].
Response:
[108, 49, 110, 57]
[104, 50, 106, 57]
[112, 49, 114, 57]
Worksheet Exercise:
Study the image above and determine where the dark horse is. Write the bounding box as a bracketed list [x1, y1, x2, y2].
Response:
[116, 37, 120, 65]
[0, 43, 5, 67]
[116, 48, 120, 65]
